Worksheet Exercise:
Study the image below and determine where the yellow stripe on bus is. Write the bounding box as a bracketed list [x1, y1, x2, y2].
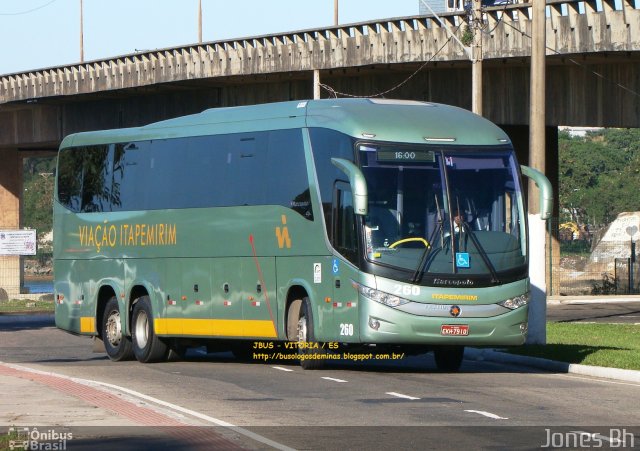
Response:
[154, 318, 277, 338]
[80, 317, 96, 333]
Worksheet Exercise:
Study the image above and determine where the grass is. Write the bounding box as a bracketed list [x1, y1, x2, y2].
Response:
[0, 428, 28, 450]
[508, 322, 640, 370]
[0, 298, 54, 313]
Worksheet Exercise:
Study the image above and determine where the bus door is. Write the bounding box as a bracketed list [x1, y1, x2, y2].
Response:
[332, 182, 360, 342]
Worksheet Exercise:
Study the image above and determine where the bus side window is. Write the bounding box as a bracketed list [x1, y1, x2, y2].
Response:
[308, 128, 356, 243]
[57, 147, 84, 212]
[266, 130, 313, 220]
[333, 181, 358, 264]
[80, 145, 112, 212]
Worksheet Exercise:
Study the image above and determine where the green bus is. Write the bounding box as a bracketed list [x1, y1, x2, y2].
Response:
[54, 98, 551, 371]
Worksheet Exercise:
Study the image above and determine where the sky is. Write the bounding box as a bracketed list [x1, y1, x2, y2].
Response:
[0, 0, 422, 75]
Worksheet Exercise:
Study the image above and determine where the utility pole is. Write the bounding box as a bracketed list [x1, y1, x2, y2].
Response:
[471, 0, 482, 115]
[529, 0, 546, 215]
[527, 0, 547, 345]
[313, 70, 320, 99]
[198, 0, 203, 44]
[334, 0, 338, 26]
[79, 0, 84, 63]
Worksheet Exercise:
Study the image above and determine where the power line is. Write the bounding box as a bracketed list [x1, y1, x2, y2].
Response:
[501, 19, 640, 99]
[319, 24, 462, 99]
[0, 0, 58, 16]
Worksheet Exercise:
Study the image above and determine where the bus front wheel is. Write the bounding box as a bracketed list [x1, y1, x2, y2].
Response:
[297, 298, 325, 370]
[433, 345, 465, 372]
[131, 296, 169, 363]
[102, 297, 134, 361]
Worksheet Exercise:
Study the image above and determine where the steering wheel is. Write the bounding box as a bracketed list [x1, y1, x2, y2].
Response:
[388, 237, 430, 249]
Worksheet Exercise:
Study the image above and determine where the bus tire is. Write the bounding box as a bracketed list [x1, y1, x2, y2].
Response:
[433, 345, 465, 372]
[131, 296, 169, 363]
[102, 297, 134, 361]
[297, 298, 325, 370]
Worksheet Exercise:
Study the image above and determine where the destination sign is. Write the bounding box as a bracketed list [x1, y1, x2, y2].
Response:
[377, 149, 435, 163]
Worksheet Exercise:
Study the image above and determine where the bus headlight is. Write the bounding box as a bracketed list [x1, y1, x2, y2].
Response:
[499, 292, 530, 310]
[353, 282, 410, 307]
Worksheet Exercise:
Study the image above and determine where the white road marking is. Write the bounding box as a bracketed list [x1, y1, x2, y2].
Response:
[272, 366, 294, 372]
[464, 409, 508, 420]
[386, 391, 420, 400]
[2, 362, 296, 451]
[321, 376, 347, 383]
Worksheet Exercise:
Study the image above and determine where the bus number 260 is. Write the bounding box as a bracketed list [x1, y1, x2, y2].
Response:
[340, 323, 354, 336]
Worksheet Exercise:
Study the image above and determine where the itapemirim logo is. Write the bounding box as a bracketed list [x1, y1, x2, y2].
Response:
[7, 426, 73, 450]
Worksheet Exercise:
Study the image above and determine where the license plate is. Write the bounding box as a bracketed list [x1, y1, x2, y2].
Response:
[441, 325, 469, 336]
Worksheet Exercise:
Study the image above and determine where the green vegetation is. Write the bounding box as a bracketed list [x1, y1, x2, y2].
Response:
[560, 128, 640, 230]
[558, 239, 591, 257]
[22, 156, 56, 241]
[0, 429, 20, 450]
[0, 298, 54, 313]
[509, 322, 640, 370]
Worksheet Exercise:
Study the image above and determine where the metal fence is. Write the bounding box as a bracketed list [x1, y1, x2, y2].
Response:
[549, 219, 640, 296]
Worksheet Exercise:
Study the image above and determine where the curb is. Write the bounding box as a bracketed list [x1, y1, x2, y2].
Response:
[547, 296, 640, 305]
[466, 348, 640, 384]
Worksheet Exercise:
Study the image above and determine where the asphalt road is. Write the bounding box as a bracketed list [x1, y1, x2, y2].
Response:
[1, 315, 639, 450]
[547, 301, 640, 323]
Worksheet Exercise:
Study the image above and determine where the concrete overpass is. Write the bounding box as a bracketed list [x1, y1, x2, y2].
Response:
[1, 0, 639, 294]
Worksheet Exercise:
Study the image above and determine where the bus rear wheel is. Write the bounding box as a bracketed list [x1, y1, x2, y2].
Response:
[433, 345, 465, 372]
[131, 296, 169, 363]
[102, 297, 134, 361]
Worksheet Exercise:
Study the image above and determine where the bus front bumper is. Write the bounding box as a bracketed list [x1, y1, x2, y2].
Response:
[359, 298, 529, 346]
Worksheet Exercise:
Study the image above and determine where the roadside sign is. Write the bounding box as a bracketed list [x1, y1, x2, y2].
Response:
[0, 230, 37, 256]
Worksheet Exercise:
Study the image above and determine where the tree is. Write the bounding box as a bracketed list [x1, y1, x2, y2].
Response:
[559, 129, 640, 229]
[22, 157, 56, 240]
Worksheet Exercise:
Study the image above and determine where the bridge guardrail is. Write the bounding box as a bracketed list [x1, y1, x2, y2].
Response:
[1, 0, 639, 104]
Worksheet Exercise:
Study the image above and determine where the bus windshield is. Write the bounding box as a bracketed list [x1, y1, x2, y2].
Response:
[358, 143, 526, 284]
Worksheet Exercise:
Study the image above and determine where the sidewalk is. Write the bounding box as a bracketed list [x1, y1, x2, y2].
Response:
[0, 362, 248, 450]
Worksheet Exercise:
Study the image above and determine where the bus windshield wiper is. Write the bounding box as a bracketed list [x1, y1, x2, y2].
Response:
[459, 220, 500, 284]
[411, 196, 444, 283]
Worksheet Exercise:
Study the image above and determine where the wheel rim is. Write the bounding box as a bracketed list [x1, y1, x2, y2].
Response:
[298, 315, 308, 343]
[135, 310, 149, 349]
[105, 310, 122, 347]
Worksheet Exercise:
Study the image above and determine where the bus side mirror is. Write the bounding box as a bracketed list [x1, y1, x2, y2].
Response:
[520, 165, 553, 220]
[331, 158, 368, 215]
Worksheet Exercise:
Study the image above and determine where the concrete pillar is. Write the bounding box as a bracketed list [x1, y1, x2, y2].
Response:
[0, 148, 22, 298]
[501, 125, 558, 343]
